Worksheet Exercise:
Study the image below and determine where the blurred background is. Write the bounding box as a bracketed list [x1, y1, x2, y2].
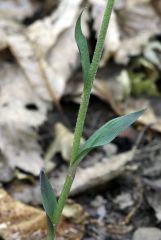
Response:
[0, 0, 161, 239]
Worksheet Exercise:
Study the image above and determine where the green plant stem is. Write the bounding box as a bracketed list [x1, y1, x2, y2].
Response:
[47, 216, 56, 240]
[53, 166, 76, 225]
[53, 0, 115, 227]
[70, 0, 114, 165]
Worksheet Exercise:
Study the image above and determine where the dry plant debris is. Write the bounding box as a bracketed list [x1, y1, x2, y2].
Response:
[0, 0, 161, 239]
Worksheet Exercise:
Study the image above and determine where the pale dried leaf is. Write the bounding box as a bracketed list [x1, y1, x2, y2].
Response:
[45, 123, 84, 172]
[7, 33, 53, 101]
[90, 0, 120, 66]
[90, 0, 161, 65]
[0, 18, 22, 50]
[0, 0, 39, 21]
[93, 70, 131, 114]
[115, 0, 161, 64]
[0, 63, 47, 175]
[122, 98, 161, 133]
[5, 0, 86, 102]
[27, 0, 84, 55]
[0, 0, 87, 174]
[42, 28, 80, 99]
[70, 151, 134, 195]
[115, 34, 152, 64]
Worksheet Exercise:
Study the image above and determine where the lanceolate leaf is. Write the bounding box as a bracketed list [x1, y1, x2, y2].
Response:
[75, 11, 90, 82]
[76, 110, 144, 161]
[40, 171, 57, 222]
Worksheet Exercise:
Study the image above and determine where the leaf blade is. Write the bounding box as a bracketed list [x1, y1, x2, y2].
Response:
[75, 11, 90, 82]
[40, 171, 57, 222]
[77, 109, 145, 160]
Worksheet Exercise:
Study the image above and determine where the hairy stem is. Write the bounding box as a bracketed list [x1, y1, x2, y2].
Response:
[53, 166, 76, 225]
[70, 0, 114, 165]
[53, 0, 115, 227]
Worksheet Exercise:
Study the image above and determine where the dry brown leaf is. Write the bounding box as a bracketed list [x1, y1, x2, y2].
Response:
[0, 189, 85, 240]
[0, 189, 47, 240]
[63, 199, 88, 224]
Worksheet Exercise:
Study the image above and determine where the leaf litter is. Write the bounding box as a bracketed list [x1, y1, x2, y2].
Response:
[0, 0, 161, 239]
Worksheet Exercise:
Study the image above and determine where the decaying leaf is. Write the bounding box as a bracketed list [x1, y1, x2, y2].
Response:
[0, 0, 87, 175]
[0, 189, 85, 240]
[0, 0, 39, 21]
[0, 189, 47, 240]
[66, 65, 130, 114]
[48, 150, 134, 196]
[93, 69, 131, 114]
[122, 98, 161, 133]
[45, 123, 74, 163]
[63, 199, 88, 224]
[90, 0, 161, 65]
[0, 0, 89, 107]
[45, 123, 84, 171]
[115, 0, 161, 64]
[71, 150, 134, 195]
[0, 18, 22, 50]
[90, 0, 120, 66]
[0, 63, 47, 176]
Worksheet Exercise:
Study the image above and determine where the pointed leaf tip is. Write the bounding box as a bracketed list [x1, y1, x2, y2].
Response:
[75, 10, 90, 82]
[40, 171, 57, 222]
[76, 109, 145, 161]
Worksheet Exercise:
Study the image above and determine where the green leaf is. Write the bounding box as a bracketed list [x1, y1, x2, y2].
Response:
[40, 171, 57, 222]
[75, 11, 90, 82]
[77, 110, 144, 161]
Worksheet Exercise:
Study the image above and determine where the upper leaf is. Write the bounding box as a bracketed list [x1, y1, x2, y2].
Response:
[76, 110, 144, 161]
[75, 11, 90, 82]
[40, 171, 57, 222]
